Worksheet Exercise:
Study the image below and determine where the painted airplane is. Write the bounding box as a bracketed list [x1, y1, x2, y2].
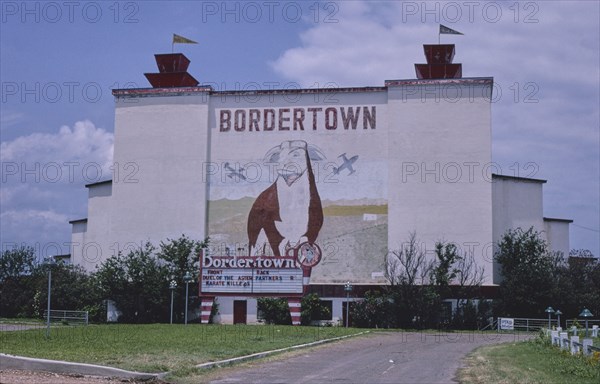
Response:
[333, 153, 359, 175]
[224, 162, 247, 181]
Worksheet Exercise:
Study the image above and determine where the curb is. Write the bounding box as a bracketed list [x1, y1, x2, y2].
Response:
[0, 353, 162, 381]
[196, 330, 370, 369]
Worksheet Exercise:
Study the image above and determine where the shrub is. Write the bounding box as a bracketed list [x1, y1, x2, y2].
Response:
[300, 293, 331, 325]
[351, 290, 393, 328]
[257, 298, 291, 325]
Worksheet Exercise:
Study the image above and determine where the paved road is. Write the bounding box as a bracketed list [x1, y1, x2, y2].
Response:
[209, 331, 530, 384]
[0, 324, 44, 332]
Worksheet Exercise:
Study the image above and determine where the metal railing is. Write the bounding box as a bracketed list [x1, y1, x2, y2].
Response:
[565, 319, 600, 328]
[478, 319, 497, 331]
[497, 317, 554, 332]
[43, 310, 89, 325]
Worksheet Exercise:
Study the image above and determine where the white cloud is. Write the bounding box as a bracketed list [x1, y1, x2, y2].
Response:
[0, 111, 25, 130]
[1, 209, 68, 225]
[0, 209, 71, 254]
[271, 5, 428, 86]
[270, 1, 599, 254]
[272, 2, 599, 88]
[1, 120, 114, 179]
[0, 184, 59, 206]
[1, 120, 113, 252]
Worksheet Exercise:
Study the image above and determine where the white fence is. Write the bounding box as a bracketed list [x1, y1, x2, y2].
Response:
[548, 328, 600, 357]
[496, 317, 555, 332]
[43, 310, 89, 325]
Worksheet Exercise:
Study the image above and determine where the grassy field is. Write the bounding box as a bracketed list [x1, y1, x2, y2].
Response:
[458, 337, 600, 384]
[0, 323, 362, 375]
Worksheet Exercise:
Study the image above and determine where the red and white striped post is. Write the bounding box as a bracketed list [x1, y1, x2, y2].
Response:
[288, 298, 301, 326]
[200, 297, 214, 324]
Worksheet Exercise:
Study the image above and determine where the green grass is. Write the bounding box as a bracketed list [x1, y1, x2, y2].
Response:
[0, 323, 362, 374]
[458, 337, 600, 384]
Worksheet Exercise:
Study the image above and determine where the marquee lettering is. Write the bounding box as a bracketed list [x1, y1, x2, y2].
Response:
[219, 106, 376, 132]
[203, 255, 299, 269]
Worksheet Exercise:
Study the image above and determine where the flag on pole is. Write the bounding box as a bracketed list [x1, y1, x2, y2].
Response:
[439, 24, 463, 35]
[173, 34, 198, 44]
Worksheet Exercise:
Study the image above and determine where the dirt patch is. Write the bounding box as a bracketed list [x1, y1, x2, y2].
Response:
[0, 370, 166, 384]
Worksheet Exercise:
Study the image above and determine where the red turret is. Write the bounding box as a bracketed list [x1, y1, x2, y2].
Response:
[144, 53, 199, 88]
[415, 44, 462, 79]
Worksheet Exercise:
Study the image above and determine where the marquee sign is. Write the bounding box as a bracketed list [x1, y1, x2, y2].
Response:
[200, 243, 322, 295]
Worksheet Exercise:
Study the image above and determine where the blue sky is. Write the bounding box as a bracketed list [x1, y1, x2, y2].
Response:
[1, 1, 599, 258]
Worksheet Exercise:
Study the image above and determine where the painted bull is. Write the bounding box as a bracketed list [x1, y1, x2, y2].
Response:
[248, 140, 324, 257]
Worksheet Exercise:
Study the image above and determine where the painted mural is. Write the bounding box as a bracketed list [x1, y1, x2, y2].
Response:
[204, 100, 388, 293]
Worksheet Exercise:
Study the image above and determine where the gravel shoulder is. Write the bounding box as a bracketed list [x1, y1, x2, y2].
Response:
[0, 369, 161, 384]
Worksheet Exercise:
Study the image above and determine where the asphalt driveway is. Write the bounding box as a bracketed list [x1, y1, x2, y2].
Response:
[208, 331, 530, 384]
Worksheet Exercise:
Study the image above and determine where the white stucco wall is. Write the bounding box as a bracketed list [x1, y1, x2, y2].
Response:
[492, 176, 545, 234]
[84, 182, 112, 269]
[387, 79, 494, 285]
[544, 219, 571, 257]
[70, 181, 113, 271]
[106, 94, 211, 257]
[492, 175, 545, 282]
[214, 296, 258, 324]
[70, 220, 87, 267]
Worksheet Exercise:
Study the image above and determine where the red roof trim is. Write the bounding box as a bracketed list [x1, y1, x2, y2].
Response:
[112, 85, 387, 98]
[385, 77, 493, 87]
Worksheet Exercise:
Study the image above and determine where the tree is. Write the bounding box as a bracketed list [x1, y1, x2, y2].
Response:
[385, 233, 487, 329]
[95, 242, 170, 323]
[0, 246, 39, 317]
[428, 242, 461, 326]
[1, 247, 104, 320]
[156, 235, 209, 322]
[553, 250, 599, 320]
[453, 251, 486, 329]
[494, 227, 558, 318]
[157, 234, 208, 278]
[33, 262, 104, 321]
[0, 246, 37, 281]
[454, 251, 486, 296]
[93, 235, 209, 323]
[385, 232, 436, 328]
[431, 242, 460, 289]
